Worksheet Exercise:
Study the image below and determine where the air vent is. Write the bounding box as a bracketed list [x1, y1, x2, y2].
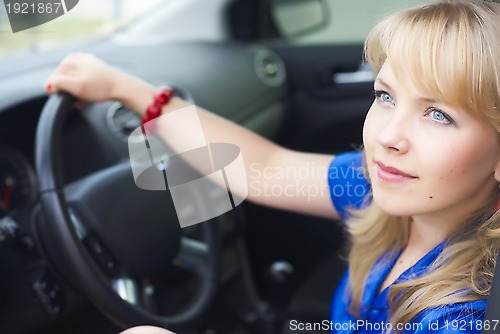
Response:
[253, 49, 286, 87]
[106, 102, 141, 141]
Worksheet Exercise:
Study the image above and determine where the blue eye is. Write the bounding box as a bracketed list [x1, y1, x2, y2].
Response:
[374, 90, 394, 104]
[424, 108, 455, 125]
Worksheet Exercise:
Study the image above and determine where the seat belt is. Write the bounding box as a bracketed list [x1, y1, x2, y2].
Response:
[483, 251, 500, 333]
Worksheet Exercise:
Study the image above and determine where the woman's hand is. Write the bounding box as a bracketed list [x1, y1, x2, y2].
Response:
[45, 53, 158, 117]
[45, 53, 124, 102]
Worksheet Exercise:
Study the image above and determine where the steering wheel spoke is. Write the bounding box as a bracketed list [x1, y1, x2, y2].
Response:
[173, 237, 210, 275]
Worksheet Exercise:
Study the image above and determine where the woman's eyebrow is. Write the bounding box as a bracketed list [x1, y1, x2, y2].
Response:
[376, 77, 439, 103]
[417, 96, 439, 104]
[375, 77, 391, 90]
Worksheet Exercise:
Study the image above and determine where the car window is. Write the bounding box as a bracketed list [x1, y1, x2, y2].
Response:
[0, 0, 164, 57]
[277, 0, 429, 44]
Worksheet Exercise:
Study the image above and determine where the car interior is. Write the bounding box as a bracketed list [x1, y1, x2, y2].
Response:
[6, 0, 498, 333]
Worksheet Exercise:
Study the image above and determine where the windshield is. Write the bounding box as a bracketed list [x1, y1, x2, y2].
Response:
[0, 0, 164, 58]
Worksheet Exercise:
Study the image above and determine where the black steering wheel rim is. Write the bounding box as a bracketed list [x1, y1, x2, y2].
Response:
[35, 93, 220, 330]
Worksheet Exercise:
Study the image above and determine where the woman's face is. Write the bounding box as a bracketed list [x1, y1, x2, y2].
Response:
[363, 60, 500, 224]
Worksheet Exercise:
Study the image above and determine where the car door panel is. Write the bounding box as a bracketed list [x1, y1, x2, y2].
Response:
[274, 44, 373, 153]
[244, 44, 372, 300]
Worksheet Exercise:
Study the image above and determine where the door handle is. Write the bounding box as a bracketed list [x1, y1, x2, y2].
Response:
[332, 63, 375, 85]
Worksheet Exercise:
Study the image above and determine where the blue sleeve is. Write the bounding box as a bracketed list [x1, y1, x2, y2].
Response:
[408, 300, 487, 334]
[328, 151, 370, 221]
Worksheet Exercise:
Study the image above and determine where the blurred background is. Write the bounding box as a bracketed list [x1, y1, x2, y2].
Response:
[1, 0, 427, 57]
[0, 0, 163, 56]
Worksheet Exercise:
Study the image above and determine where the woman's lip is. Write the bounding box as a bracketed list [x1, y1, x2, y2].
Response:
[375, 161, 417, 183]
[376, 162, 416, 177]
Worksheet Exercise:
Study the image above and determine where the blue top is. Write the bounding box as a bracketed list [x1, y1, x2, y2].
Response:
[327, 152, 487, 334]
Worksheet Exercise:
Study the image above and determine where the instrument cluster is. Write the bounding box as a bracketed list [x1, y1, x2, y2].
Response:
[0, 147, 37, 218]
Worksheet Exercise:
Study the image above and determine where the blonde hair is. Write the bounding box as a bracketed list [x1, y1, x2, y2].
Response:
[347, 0, 500, 330]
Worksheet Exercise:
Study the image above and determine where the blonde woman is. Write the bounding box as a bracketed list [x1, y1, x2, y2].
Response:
[46, 1, 500, 333]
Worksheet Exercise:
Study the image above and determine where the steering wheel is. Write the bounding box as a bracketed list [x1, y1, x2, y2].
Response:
[34, 93, 220, 331]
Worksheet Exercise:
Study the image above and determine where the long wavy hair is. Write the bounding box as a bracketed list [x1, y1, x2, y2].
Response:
[347, 0, 500, 329]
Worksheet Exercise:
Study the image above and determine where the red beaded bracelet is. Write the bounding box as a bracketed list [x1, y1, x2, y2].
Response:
[142, 87, 175, 127]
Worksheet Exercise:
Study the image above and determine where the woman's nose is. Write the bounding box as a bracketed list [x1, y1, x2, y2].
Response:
[377, 112, 410, 154]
